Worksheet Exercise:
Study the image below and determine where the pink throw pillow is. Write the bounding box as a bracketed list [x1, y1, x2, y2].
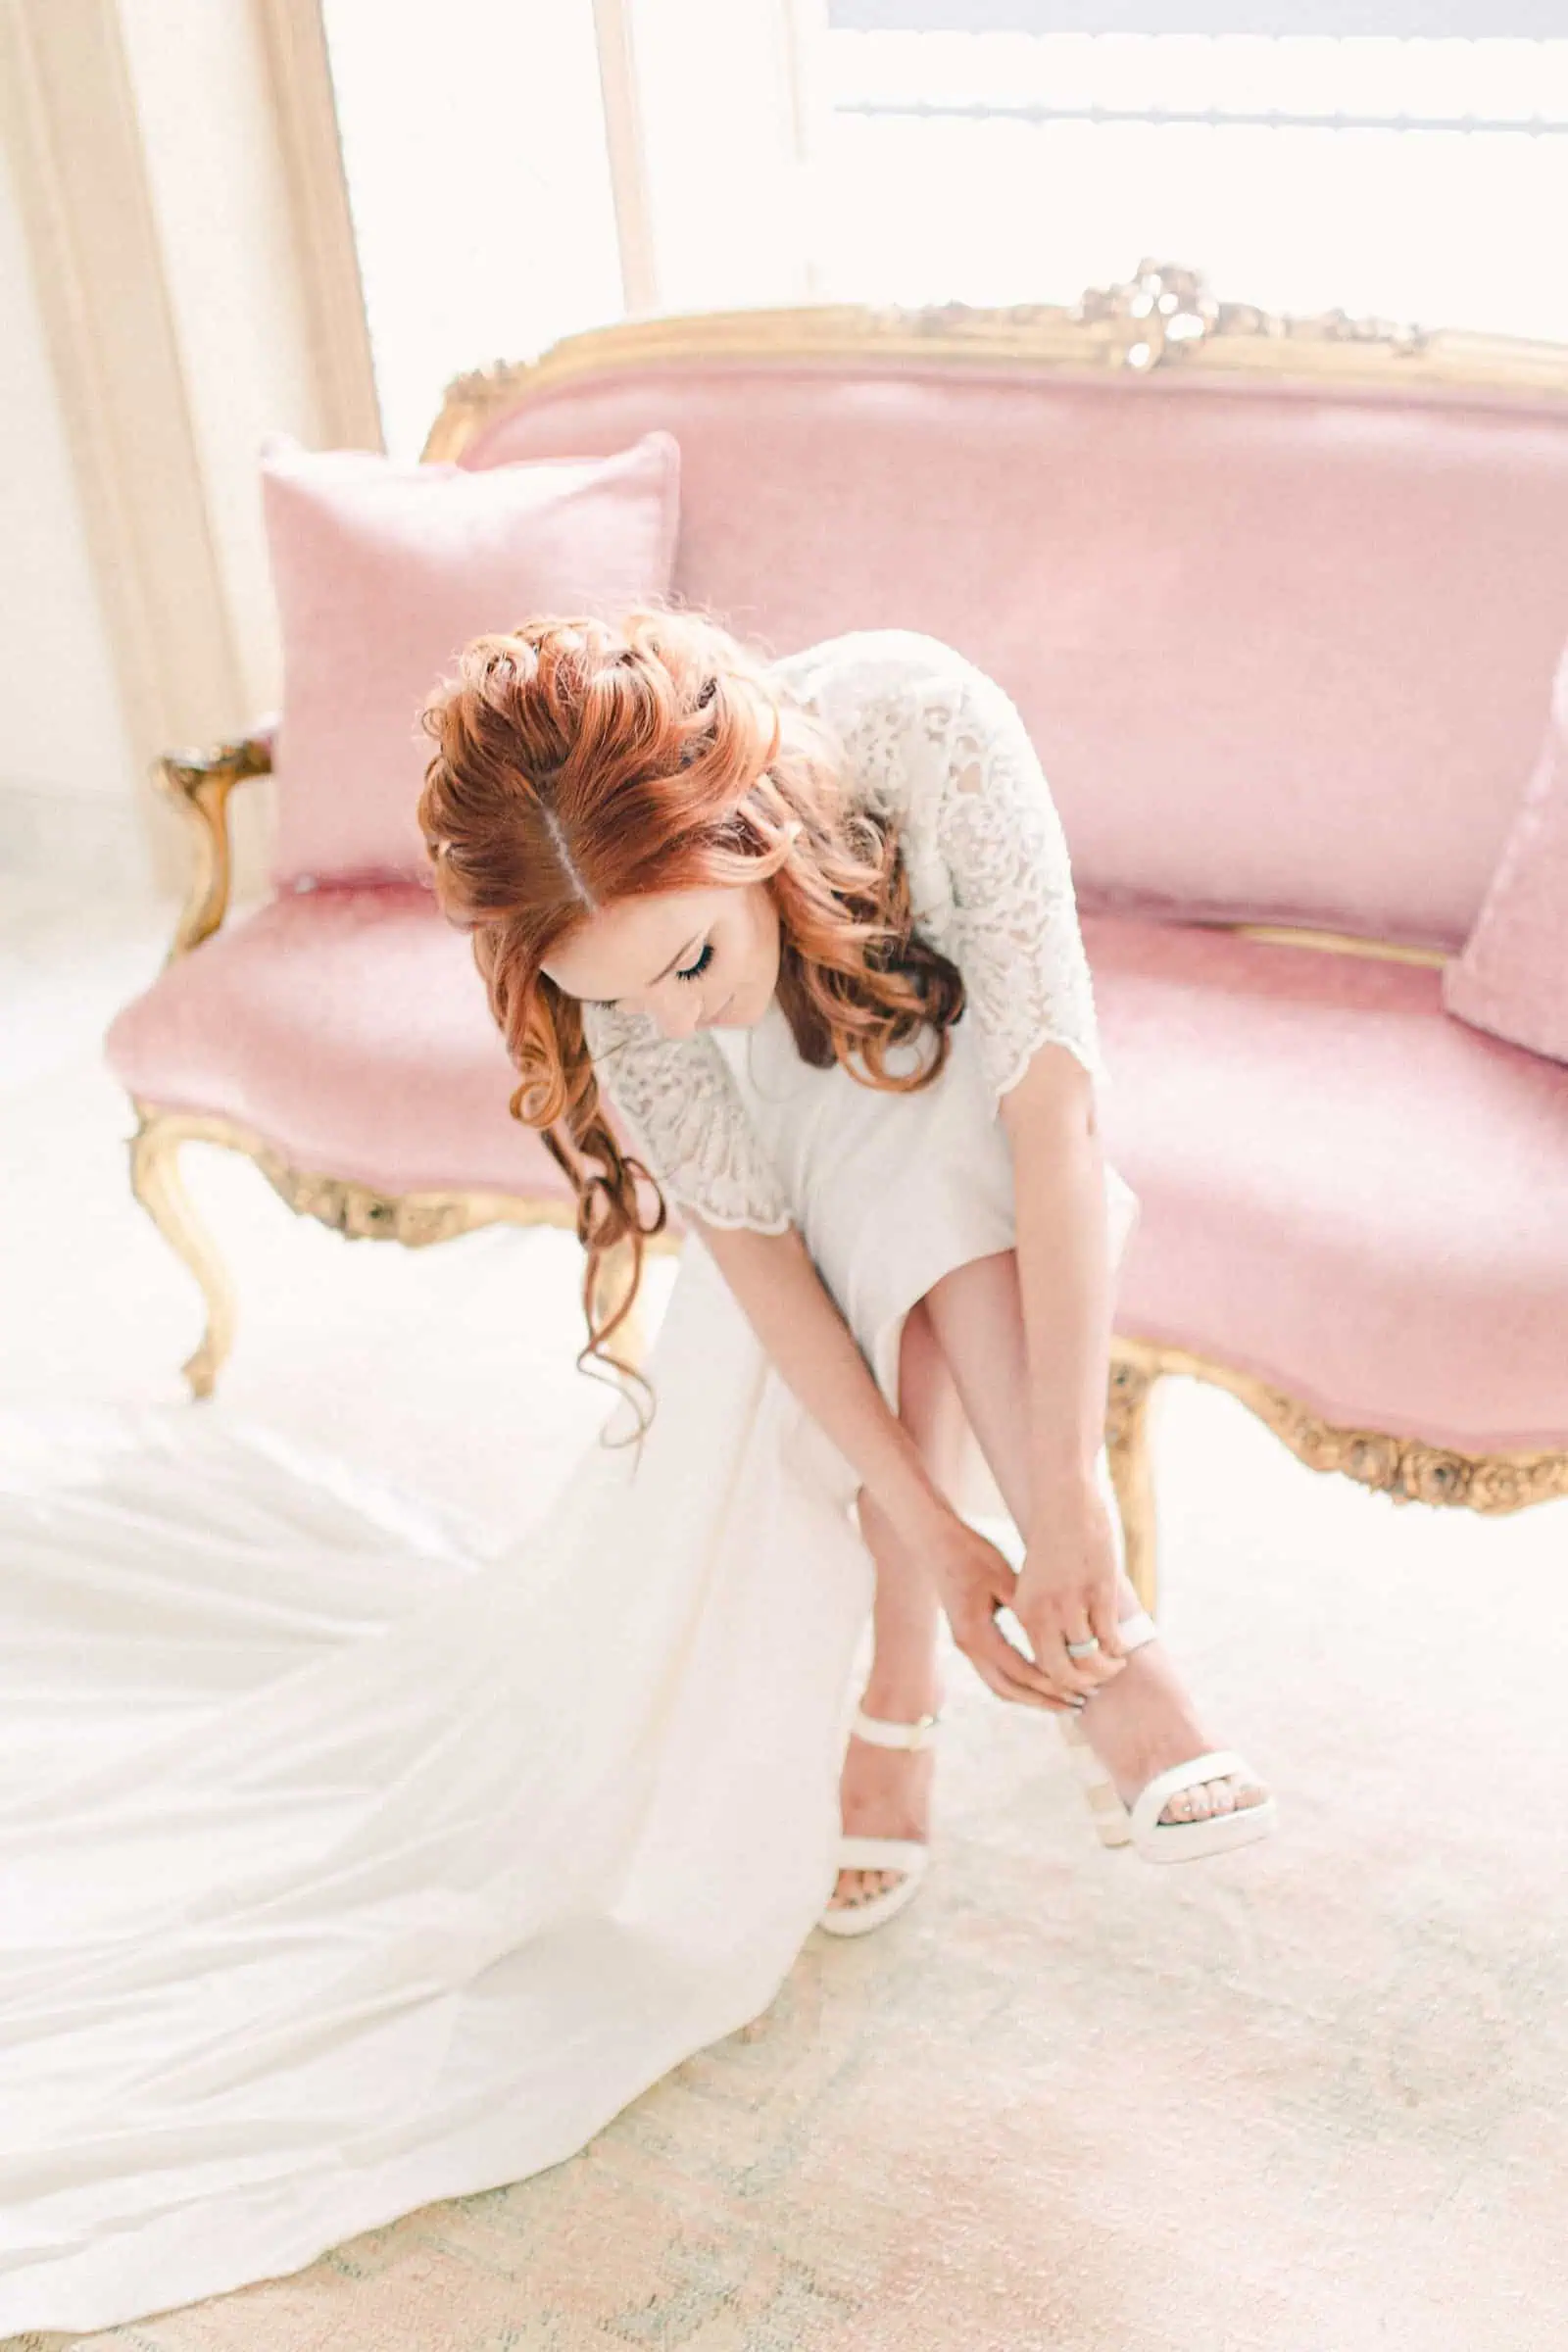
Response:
[1444, 645, 1568, 1064]
[259, 428, 681, 888]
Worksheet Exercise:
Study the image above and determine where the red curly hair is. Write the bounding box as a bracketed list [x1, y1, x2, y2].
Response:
[416, 602, 964, 1414]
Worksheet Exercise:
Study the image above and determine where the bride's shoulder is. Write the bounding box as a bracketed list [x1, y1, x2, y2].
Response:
[763, 629, 986, 817]
[763, 626, 974, 718]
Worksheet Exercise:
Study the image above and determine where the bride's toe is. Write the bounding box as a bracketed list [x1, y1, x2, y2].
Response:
[829, 1867, 900, 1910]
[1159, 1778, 1212, 1826]
[1156, 1771, 1266, 1827]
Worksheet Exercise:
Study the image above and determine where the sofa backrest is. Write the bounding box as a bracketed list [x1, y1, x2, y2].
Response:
[453, 322, 1568, 953]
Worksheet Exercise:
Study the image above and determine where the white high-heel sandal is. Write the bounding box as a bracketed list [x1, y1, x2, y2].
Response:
[816, 1704, 941, 1938]
[1057, 1608, 1277, 1863]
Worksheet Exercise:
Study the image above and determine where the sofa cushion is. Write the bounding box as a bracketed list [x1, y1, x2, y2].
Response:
[259, 428, 681, 892]
[105, 894, 1568, 1458]
[1088, 913, 1568, 1458]
[1443, 641, 1568, 1066]
[104, 885, 575, 1207]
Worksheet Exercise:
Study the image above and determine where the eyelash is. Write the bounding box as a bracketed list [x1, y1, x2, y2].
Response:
[591, 940, 712, 1012]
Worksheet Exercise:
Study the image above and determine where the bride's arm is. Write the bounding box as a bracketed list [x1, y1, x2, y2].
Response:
[907, 639, 1130, 1675]
[583, 995, 1054, 1700]
[694, 1217, 1059, 1706]
[999, 1044, 1129, 1665]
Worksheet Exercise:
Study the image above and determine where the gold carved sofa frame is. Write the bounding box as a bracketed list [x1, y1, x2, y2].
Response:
[131, 262, 1568, 1612]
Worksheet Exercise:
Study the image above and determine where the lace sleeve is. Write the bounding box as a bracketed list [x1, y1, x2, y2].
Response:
[920, 653, 1110, 1105]
[580, 1003, 792, 1234]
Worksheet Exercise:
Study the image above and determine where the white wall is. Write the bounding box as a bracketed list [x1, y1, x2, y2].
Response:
[323, 0, 623, 460]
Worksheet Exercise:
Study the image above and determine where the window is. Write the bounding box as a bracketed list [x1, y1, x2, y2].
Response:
[819, 7, 1568, 336]
[319, 1, 1568, 456]
[322, 0, 624, 459]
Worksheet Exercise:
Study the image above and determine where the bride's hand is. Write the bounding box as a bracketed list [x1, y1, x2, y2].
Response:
[920, 1508, 1079, 1711]
[1013, 1473, 1129, 1705]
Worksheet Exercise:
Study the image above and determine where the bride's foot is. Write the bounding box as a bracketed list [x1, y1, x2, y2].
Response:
[1077, 1621, 1269, 1825]
[824, 1694, 938, 1919]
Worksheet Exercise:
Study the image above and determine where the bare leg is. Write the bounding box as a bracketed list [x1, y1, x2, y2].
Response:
[825, 1298, 966, 1917]
[922, 1250, 1268, 1828]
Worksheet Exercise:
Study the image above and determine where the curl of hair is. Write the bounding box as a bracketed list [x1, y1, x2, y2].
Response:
[416, 600, 964, 1432]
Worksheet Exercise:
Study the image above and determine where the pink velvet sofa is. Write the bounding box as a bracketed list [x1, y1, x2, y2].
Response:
[106, 261, 1568, 1606]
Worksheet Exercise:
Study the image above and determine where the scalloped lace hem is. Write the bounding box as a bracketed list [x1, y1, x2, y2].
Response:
[991, 1026, 1113, 1105]
[669, 1195, 794, 1238]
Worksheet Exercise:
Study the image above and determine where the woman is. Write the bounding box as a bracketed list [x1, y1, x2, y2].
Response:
[0, 610, 1271, 2338]
[420, 607, 1274, 1925]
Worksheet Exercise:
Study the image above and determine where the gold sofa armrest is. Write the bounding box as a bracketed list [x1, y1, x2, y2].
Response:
[153, 727, 275, 960]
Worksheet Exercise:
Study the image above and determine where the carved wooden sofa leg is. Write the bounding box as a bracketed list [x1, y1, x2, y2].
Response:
[1106, 1340, 1162, 1616]
[127, 1106, 236, 1401]
[121, 1094, 677, 1400]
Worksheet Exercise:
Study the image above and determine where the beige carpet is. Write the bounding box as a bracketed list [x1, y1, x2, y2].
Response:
[4, 888, 1565, 2352]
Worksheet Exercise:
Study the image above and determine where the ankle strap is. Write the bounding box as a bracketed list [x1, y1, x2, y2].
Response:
[852, 1706, 942, 1751]
[1116, 1609, 1160, 1656]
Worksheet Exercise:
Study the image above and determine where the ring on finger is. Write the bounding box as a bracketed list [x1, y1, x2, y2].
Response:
[1064, 1634, 1102, 1659]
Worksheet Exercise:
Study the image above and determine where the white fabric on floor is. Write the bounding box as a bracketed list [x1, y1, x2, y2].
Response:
[0, 1245, 872, 2336]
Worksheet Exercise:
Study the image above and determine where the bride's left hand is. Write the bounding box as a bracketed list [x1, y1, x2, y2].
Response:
[1013, 1473, 1129, 1706]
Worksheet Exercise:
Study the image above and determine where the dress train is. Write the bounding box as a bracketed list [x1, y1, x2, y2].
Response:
[0, 1243, 872, 2336]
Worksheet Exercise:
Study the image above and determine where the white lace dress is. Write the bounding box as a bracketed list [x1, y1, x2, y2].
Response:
[583, 629, 1142, 1413]
[0, 631, 1140, 2336]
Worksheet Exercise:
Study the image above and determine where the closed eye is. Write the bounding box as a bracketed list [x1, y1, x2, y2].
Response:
[587, 937, 712, 1011]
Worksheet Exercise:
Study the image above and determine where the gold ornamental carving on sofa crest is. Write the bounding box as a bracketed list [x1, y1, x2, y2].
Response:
[422, 255, 1568, 466]
[1068, 257, 1429, 372]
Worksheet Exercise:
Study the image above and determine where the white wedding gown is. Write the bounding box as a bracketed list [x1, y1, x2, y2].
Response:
[0, 629, 1140, 2334]
[0, 1250, 875, 2336]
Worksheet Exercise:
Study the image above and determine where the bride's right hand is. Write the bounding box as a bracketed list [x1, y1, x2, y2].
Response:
[920, 1507, 1079, 1711]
